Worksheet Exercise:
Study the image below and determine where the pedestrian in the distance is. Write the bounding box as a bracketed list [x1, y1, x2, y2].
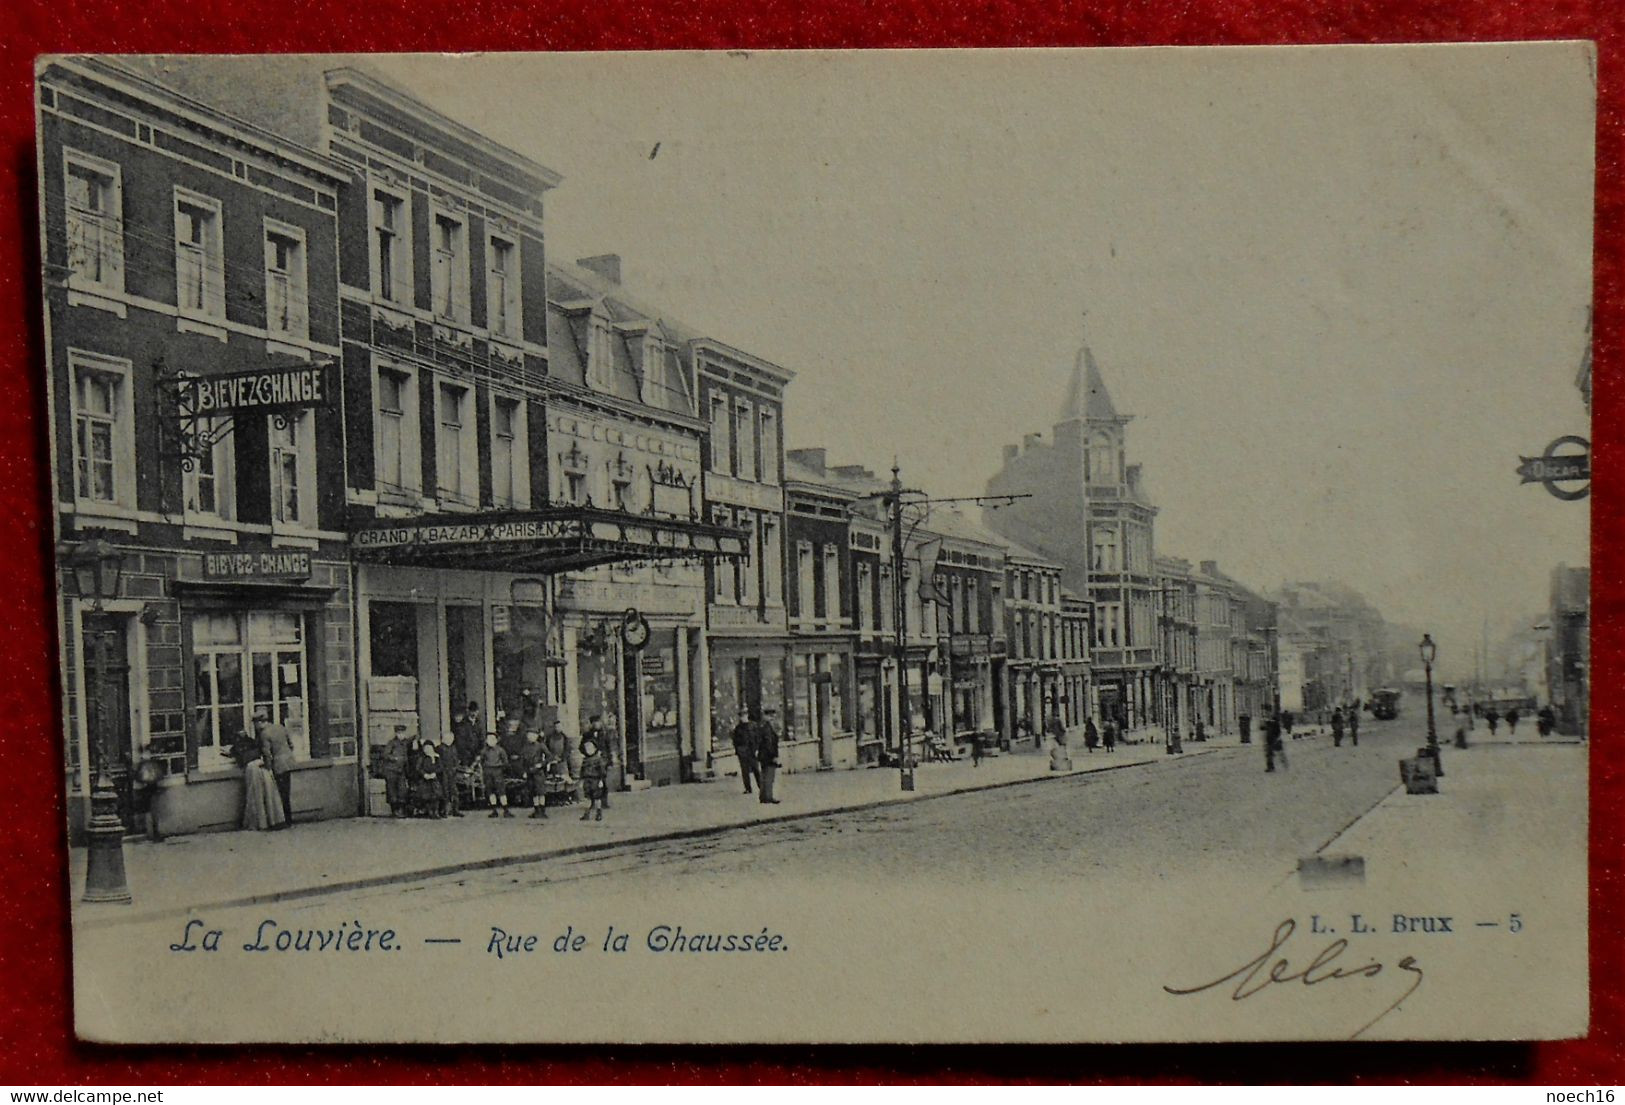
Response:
[1486, 707, 1501, 736]
[1103, 719, 1117, 753]
[480, 733, 512, 818]
[1268, 712, 1289, 772]
[1045, 712, 1066, 749]
[1283, 710, 1296, 740]
[1331, 707, 1345, 748]
[578, 737, 609, 821]
[731, 710, 761, 794]
[1084, 718, 1099, 753]
[1194, 718, 1206, 744]
[1506, 708, 1520, 736]
[757, 707, 783, 804]
[1238, 713, 1251, 745]
[1348, 706, 1359, 746]
[1538, 705, 1555, 737]
[255, 709, 296, 830]
[971, 730, 985, 767]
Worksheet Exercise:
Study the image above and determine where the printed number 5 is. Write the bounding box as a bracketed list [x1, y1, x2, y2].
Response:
[1509, 913, 1522, 933]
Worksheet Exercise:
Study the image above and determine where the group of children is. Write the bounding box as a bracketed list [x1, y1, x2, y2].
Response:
[376, 722, 612, 822]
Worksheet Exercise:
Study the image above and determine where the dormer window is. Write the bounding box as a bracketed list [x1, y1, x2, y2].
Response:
[642, 333, 665, 405]
[587, 313, 613, 391]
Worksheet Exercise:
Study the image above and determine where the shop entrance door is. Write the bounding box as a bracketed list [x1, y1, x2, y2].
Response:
[632, 630, 682, 786]
[444, 605, 485, 729]
[82, 613, 134, 831]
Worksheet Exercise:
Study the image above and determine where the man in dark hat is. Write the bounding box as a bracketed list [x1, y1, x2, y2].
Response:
[757, 707, 782, 804]
[731, 709, 761, 795]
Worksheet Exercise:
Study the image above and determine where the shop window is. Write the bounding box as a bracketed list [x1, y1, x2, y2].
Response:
[173, 188, 224, 319]
[270, 411, 315, 530]
[492, 604, 552, 730]
[183, 415, 235, 523]
[372, 186, 411, 306]
[191, 611, 308, 772]
[64, 150, 123, 293]
[792, 654, 812, 741]
[857, 675, 878, 742]
[486, 234, 521, 340]
[264, 221, 309, 341]
[368, 601, 419, 678]
[710, 659, 742, 748]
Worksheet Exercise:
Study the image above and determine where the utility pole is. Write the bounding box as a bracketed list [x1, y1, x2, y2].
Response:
[863, 463, 1028, 792]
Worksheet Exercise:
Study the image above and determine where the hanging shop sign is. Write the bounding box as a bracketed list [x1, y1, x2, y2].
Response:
[1517, 435, 1591, 501]
[184, 363, 335, 415]
[353, 516, 586, 551]
[201, 549, 313, 582]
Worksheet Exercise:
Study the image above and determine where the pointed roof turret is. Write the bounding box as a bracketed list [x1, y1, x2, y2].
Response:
[1061, 342, 1126, 424]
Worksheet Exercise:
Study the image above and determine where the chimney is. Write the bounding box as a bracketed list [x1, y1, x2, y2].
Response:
[833, 465, 873, 480]
[787, 447, 827, 474]
[1023, 432, 1043, 452]
[577, 254, 622, 284]
[1002, 444, 1019, 462]
[1201, 560, 1219, 577]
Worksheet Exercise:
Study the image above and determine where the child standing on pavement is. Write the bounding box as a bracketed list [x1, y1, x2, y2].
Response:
[480, 733, 513, 818]
[520, 730, 549, 820]
[579, 737, 608, 822]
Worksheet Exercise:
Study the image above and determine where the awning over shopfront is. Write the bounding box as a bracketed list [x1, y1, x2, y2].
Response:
[349, 505, 750, 573]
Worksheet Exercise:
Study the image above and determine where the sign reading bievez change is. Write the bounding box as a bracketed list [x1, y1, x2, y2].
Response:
[187, 364, 333, 415]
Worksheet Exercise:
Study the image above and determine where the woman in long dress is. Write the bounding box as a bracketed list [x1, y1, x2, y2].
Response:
[242, 757, 286, 831]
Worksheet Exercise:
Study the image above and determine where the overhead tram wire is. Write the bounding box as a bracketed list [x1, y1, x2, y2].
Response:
[42, 221, 709, 411]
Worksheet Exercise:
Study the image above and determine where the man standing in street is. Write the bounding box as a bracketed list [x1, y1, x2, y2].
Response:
[1348, 705, 1360, 746]
[757, 707, 782, 804]
[1331, 707, 1345, 747]
[256, 708, 296, 830]
[1261, 711, 1287, 773]
[731, 710, 761, 795]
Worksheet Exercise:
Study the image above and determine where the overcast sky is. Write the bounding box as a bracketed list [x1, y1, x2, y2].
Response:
[374, 45, 1593, 680]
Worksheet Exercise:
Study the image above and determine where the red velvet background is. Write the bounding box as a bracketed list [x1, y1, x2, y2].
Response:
[0, 0, 1617, 1084]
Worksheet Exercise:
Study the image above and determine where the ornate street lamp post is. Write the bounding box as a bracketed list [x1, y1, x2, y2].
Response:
[64, 537, 131, 905]
[1420, 633, 1440, 774]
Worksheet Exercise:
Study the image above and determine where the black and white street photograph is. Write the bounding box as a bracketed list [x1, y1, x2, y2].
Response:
[41, 46, 1592, 1043]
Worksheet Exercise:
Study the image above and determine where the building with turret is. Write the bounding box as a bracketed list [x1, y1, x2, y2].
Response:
[984, 338, 1159, 733]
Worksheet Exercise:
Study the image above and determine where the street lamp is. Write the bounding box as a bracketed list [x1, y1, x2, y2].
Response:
[63, 537, 131, 905]
[1420, 633, 1440, 772]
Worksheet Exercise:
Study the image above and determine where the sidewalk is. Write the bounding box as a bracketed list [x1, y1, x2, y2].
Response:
[73, 736, 1240, 926]
[1301, 736, 1587, 891]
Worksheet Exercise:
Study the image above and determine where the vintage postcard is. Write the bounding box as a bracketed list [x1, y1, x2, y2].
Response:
[43, 46, 1591, 1043]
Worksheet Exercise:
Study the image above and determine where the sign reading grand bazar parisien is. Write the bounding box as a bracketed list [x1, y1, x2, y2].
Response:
[352, 510, 750, 561]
